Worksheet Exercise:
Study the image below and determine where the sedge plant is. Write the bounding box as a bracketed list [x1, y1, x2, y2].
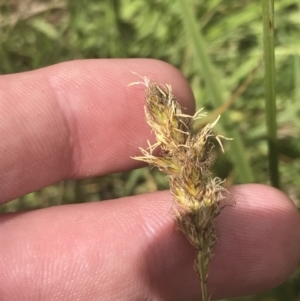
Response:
[131, 77, 232, 301]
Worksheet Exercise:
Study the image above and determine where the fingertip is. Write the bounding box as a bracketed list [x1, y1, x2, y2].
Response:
[1, 59, 195, 201]
[0, 186, 299, 300]
[210, 184, 300, 298]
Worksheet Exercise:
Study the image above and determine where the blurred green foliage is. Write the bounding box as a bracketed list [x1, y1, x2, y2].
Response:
[0, 0, 299, 300]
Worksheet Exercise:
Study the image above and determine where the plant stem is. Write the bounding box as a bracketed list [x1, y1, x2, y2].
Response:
[177, 0, 254, 183]
[198, 251, 208, 301]
[261, 0, 280, 188]
[294, 55, 300, 106]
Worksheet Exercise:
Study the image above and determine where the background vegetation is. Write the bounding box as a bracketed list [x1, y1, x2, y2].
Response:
[0, 0, 299, 300]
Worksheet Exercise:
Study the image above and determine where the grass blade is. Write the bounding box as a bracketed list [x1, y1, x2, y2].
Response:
[177, 0, 255, 183]
[262, 0, 280, 188]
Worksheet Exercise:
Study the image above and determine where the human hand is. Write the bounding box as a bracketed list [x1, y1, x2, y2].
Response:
[0, 59, 299, 301]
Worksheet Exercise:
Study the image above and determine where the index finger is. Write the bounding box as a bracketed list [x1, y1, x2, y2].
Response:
[0, 59, 195, 202]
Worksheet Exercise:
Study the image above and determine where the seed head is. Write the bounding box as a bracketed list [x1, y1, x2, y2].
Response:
[131, 78, 232, 301]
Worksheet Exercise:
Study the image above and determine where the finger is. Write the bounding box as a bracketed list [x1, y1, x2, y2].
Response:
[0, 59, 195, 202]
[0, 184, 299, 301]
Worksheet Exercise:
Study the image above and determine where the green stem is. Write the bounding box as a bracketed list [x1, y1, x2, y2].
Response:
[294, 55, 300, 106]
[177, 0, 254, 183]
[261, 0, 280, 188]
[197, 251, 208, 301]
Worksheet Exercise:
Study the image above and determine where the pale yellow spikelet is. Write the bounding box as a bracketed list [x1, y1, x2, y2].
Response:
[131, 77, 232, 301]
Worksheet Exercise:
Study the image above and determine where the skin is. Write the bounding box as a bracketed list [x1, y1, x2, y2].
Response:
[0, 59, 299, 301]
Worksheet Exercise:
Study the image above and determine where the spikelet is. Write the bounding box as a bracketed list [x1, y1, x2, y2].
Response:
[131, 77, 232, 301]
